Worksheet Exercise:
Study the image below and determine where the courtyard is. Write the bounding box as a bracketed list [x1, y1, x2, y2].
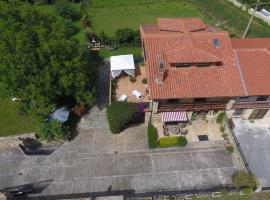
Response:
[0, 106, 237, 198]
[233, 118, 270, 187]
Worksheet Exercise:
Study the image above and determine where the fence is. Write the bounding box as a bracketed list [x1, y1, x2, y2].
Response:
[224, 115, 251, 173]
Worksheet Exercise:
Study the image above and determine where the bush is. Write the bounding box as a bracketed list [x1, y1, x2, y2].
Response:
[36, 120, 71, 142]
[241, 187, 253, 195]
[232, 170, 257, 189]
[129, 76, 136, 83]
[147, 123, 158, 148]
[142, 78, 147, 84]
[220, 126, 225, 133]
[107, 101, 140, 134]
[222, 132, 229, 140]
[216, 112, 225, 123]
[115, 28, 141, 47]
[226, 145, 234, 154]
[158, 136, 187, 148]
[191, 112, 197, 121]
[64, 18, 78, 37]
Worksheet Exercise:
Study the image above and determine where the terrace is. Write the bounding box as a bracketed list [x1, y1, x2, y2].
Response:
[114, 64, 151, 103]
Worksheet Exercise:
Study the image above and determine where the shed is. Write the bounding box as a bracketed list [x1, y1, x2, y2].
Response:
[110, 54, 135, 78]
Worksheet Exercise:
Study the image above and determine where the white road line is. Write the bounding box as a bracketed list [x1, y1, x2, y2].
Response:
[190, 153, 197, 170]
[150, 154, 155, 173]
[217, 168, 225, 185]
[176, 172, 181, 189]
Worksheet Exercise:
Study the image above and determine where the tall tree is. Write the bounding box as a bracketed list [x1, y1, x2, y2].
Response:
[0, 0, 97, 116]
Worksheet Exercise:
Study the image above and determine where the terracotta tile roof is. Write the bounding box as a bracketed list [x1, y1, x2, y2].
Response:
[232, 38, 270, 96]
[158, 18, 206, 32]
[140, 18, 246, 99]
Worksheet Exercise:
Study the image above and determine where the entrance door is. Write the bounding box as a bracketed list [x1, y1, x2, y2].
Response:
[249, 109, 268, 120]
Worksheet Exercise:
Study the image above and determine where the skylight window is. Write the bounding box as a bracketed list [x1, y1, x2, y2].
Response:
[213, 39, 220, 48]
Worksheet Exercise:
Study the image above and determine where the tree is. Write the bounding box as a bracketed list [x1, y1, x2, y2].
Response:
[0, 1, 97, 116]
[114, 28, 141, 47]
[56, 0, 81, 20]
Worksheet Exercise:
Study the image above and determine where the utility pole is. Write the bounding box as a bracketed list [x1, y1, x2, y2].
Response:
[242, 0, 260, 39]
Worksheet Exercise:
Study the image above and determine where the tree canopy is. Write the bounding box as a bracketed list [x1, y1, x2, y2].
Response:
[0, 0, 97, 116]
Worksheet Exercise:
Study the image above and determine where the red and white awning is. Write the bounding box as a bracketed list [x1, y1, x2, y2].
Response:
[162, 111, 188, 122]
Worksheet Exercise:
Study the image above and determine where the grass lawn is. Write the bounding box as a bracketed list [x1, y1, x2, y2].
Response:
[0, 99, 41, 137]
[158, 136, 187, 148]
[190, 0, 270, 38]
[99, 47, 141, 59]
[88, 0, 209, 36]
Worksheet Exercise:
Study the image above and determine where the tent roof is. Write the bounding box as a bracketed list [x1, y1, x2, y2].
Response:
[110, 54, 135, 71]
[49, 107, 69, 123]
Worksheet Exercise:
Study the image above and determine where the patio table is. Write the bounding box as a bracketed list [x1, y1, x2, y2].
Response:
[167, 125, 180, 134]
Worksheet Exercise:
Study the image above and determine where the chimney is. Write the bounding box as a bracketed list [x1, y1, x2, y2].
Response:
[156, 61, 165, 83]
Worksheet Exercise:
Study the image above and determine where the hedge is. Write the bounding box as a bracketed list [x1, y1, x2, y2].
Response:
[158, 136, 187, 148]
[107, 101, 139, 134]
[147, 123, 158, 148]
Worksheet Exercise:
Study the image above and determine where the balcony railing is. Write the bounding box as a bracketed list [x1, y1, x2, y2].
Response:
[232, 101, 270, 109]
[158, 102, 227, 112]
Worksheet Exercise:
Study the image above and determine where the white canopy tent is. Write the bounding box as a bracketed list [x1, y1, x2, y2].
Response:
[110, 54, 135, 79]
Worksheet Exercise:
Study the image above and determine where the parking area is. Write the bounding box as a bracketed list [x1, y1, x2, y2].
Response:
[0, 107, 237, 198]
[233, 118, 270, 187]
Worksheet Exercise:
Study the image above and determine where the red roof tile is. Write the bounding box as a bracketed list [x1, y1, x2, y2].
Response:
[232, 38, 270, 96]
[140, 18, 246, 99]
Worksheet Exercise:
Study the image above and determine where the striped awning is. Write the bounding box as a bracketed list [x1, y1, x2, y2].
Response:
[162, 111, 188, 122]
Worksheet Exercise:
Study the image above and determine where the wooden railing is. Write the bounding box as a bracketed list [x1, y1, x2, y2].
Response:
[232, 101, 270, 109]
[158, 102, 227, 112]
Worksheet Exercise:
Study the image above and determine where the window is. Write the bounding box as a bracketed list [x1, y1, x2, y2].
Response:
[213, 39, 220, 48]
[196, 63, 211, 67]
[194, 98, 206, 102]
[175, 63, 190, 68]
[257, 96, 268, 101]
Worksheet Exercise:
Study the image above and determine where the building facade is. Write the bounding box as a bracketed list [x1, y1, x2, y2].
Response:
[140, 18, 270, 120]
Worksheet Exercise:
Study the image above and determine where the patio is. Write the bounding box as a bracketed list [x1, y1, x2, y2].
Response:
[114, 64, 150, 103]
[152, 113, 223, 142]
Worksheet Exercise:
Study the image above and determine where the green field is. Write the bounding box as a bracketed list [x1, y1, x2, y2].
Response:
[190, 0, 270, 38]
[0, 99, 41, 137]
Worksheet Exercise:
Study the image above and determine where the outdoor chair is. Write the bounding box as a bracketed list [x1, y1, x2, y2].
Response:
[118, 94, 127, 101]
[132, 90, 144, 101]
[181, 129, 188, 135]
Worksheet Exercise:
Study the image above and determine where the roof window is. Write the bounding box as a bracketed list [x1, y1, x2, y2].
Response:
[213, 39, 220, 48]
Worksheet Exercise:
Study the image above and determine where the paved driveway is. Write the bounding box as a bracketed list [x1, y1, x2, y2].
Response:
[233, 119, 270, 187]
[0, 107, 236, 197]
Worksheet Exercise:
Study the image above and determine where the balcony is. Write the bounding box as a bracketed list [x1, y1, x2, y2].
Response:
[158, 102, 227, 112]
[232, 101, 270, 109]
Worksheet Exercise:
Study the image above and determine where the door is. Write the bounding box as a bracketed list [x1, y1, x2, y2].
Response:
[249, 109, 268, 120]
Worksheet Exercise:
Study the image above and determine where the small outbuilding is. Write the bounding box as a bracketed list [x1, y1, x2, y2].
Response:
[110, 54, 135, 79]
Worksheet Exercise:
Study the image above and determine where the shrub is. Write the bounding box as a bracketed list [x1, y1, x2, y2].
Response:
[241, 187, 253, 195]
[147, 123, 158, 148]
[232, 170, 257, 189]
[36, 120, 71, 142]
[64, 18, 78, 37]
[142, 78, 147, 84]
[216, 112, 225, 123]
[226, 145, 234, 154]
[129, 76, 136, 83]
[220, 126, 225, 133]
[115, 28, 141, 47]
[107, 101, 140, 134]
[158, 136, 187, 148]
[222, 132, 229, 140]
[191, 112, 197, 121]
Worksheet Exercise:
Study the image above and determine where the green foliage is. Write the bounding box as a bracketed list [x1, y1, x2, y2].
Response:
[115, 28, 141, 47]
[216, 112, 225, 123]
[232, 170, 257, 189]
[191, 112, 197, 121]
[226, 145, 234, 154]
[56, 0, 81, 20]
[158, 136, 187, 148]
[36, 120, 71, 141]
[142, 78, 147, 84]
[98, 31, 115, 45]
[241, 187, 253, 195]
[220, 126, 225, 133]
[129, 76, 136, 83]
[201, 114, 206, 121]
[107, 101, 140, 134]
[222, 132, 229, 141]
[64, 18, 79, 37]
[0, 1, 97, 116]
[147, 123, 158, 148]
